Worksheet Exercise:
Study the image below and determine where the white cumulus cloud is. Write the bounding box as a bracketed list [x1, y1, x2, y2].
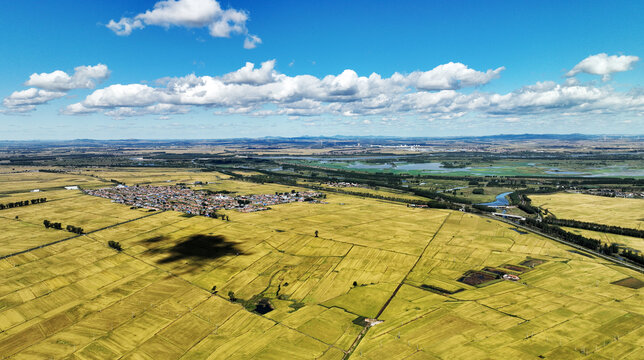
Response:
[2, 88, 66, 113]
[59, 60, 513, 117]
[411, 62, 505, 90]
[107, 0, 258, 48]
[566, 53, 639, 81]
[25, 64, 110, 91]
[20, 54, 644, 124]
[244, 34, 262, 49]
[2, 64, 110, 113]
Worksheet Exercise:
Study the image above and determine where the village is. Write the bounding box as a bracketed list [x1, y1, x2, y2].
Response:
[84, 185, 325, 215]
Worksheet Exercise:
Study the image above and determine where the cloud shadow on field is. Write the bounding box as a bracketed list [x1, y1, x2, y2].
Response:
[144, 235, 169, 243]
[145, 234, 244, 264]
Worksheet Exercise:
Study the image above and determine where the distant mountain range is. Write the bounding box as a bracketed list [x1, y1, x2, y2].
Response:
[0, 134, 641, 148]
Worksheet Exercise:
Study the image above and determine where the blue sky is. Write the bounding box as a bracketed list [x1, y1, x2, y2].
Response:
[1, 0, 643, 139]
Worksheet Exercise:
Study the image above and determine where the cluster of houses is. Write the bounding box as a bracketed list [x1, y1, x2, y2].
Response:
[575, 188, 644, 199]
[85, 185, 325, 215]
[325, 182, 366, 188]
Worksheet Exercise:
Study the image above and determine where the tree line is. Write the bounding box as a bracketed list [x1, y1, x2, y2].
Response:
[621, 249, 644, 266]
[521, 218, 602, 252]
[0, 198, 47, 210]
[518, 217, 644, 266]
[43, 220, 84, 234]
[543, 218, 644, 239]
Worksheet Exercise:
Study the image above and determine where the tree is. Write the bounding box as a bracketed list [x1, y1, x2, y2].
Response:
[108, 241, 122, 251]
[353, 281, 358, 287]
[315, 230, 319, 237]
[211, 285, 218, 294]
[228, 291, 237, 302]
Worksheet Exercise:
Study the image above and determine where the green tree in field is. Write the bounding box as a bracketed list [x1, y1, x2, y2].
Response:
[315, 230, 318, 237]
[108, 241, 122, 251]
[228, 291, 237, 302]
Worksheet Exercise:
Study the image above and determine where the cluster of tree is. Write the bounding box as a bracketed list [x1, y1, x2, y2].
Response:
[38, 169, 66, 173]
[508, 191, 540, 214]
[108, 240, 122, 251]
[472, 188, 484, 194]
[44, 220, 83, 234]
[521, 217, 601, 251]
[65, 225, 84, 234]
[0, 198, 47, 210]
[620, 249, 644, 266]
[485, 179, 527, 188]
[43, 220, 63, 230]
[544, 218, 644, 239]
[244, 174, 298, 186]
[440, 161, 471, 168]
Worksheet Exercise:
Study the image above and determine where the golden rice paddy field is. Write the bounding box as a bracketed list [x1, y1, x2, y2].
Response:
[79, 168, 233, 187]
[530, 192, 644, 230]
[0, 168, 642, 359]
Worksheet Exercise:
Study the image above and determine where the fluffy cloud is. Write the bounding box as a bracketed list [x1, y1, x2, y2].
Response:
[243, 34, 262, 49]
[566, 53, 639, 81]
[221, 60, 279, 85]
[25, 64, 110, 91]
[106, 18, 144, 36]
[107, 0, 260, 48]
[2, 88, 66, 113]
[2, 64, 110, 113]
[61, 59, 644, 120]
[29, 55, 639, 122]
[410, 62, 505, 90]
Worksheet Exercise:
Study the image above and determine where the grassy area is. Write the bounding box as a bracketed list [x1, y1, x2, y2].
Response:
[0, 168, 642, 359]
[531, 192, 644, 229]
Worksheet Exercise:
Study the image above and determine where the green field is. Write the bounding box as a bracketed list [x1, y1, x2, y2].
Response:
[0, 168, 642, 359]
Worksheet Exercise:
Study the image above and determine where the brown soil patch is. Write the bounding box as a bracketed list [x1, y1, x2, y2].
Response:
[502, 264, 529, 273]
[458, 270, 498, 286]
[520, 258, 546, 268]
[611, 277, 644, 289]
[483, 267, 510, 276]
